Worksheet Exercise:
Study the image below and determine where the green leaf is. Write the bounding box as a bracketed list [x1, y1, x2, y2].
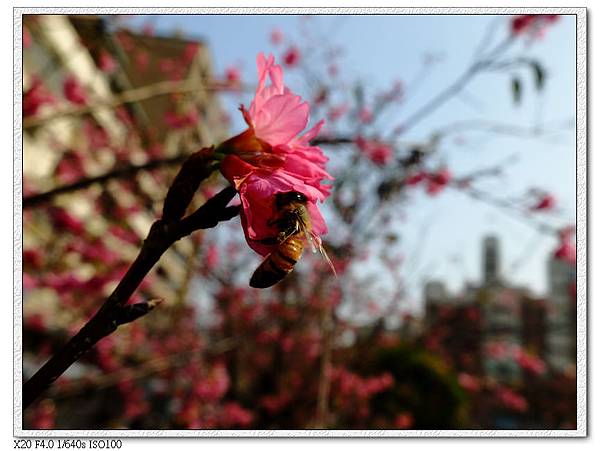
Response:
[530, 61, 546, 91]
[511, 77, 522, 105]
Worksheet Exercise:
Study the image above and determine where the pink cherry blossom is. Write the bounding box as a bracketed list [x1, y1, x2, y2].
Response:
[511, 15, 559, 38]
[328, 104, 349, 122]
[23, 27, 32, 48]
[515, 349, 546, 375]
[23, 76, 55, 117]
[164, 108, 199, 129]
[394, 412, 414, 429]
[531, 192, 556, 211]
[63, 75, 87, 105]
[458, 372, 481, 392]
[283, 46, 301, 67]
[221, 402, 253, 427]
[182, 42, 199, 64]
[496, 386, 528, 412]
[224, 65, 242, 88]
[98, 50, 117, 74]
[425, 168, 452, 196]
[135, 50, 150, 71]
[218, 53, 332, 257]
[358, 107, 374, 124]
[270, 28, 284, 45]
[355, 136, 393, 166]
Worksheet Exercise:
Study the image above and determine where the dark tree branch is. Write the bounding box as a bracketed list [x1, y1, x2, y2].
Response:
[23, 154, 190, 209]
[23, 175, 239, 409]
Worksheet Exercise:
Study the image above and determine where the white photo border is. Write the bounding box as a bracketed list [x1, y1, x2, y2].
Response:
[13, 6, 588, 438]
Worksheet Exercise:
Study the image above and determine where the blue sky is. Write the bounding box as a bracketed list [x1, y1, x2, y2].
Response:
[127, 14, 576, 308]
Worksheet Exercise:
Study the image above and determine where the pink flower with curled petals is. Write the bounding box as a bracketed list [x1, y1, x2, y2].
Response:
[218, 53, 332, 257]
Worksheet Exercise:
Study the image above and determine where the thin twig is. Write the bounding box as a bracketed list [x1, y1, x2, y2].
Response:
[23, 78, 245, 129]
[23, 154, 190, 209]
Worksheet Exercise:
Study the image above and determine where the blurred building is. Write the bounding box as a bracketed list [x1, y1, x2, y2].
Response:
[545, 256, 577, 372]
[423, 235, 551, 383]
[22, 15, 229, 363]
[423, 232, 577, 376]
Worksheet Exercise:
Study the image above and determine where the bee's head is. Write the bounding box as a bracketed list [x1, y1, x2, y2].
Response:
[275, 191, 308, 208]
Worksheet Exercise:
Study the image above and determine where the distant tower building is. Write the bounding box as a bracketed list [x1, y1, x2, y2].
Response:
[424, 281, 447, 327]
[483, 235, 501, 286]
[546, 256, 577, 372]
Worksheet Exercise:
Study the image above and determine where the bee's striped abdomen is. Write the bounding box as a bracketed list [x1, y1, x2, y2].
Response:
[250, 235, 304, 288]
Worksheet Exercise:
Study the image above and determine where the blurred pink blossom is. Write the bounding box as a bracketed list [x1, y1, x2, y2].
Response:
[355, 136, 393, 166]
[496, 386, 528, 412]
[358, 107, 374, 124]
[270, 28, 284, 45]
[511, 15, 559, 38]
[23, 76, 55, 117]
[425, 168, 452, 196]
[23, 27, 32, 48]
[283, 46, 301, 67]
[394, 412, 414, 429]
[63, 75, 87, 105]
[98, 50, 117, 74]
[531, 193, 556, 211]
[554, 226, 576, 265]
[458, 372, 481, 392]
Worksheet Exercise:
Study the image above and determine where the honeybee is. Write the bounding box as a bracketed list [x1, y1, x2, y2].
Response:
[249, 191, 336, 288]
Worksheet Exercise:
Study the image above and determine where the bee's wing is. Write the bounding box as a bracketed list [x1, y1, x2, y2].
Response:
[298, 220, 337, 277]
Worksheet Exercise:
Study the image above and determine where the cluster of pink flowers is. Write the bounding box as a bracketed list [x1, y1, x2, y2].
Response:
[218, 53, 333, 257]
